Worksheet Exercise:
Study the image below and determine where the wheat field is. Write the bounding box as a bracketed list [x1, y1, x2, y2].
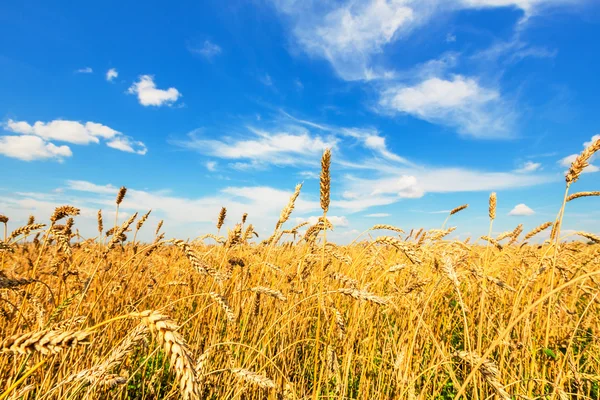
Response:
[1, 141, 600, 400]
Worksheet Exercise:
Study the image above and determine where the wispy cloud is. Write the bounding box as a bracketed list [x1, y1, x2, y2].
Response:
[298, 170, 319, 179]
[260, 74, 274, 87]
[336, 166, 553, 212]
[295, 215, 349, 228]
[271, 0, 415, 81]
[188, 40, 222, 59]
[514, 161, 541, 173]
[128, 75, 181, 107]
[2, 119, 146, 160]
[365, 213, 391, 217]
[269, 0, 579, 82]
[75, 67, 93, 74]
[171, 125, 337, 168]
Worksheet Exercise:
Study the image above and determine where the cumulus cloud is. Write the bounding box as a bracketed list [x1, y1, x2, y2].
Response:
[378, 75, 513, 137]
[106, 68, 118, 82]
[515, 161, 541, 173]
[0, 135, 72, 161]
[75, 67, 93, 74]
[508, 203, 535, 216]
[2, 119, 146, 160]
[188, 40, 222, 59]
[128, 75, 181, 107]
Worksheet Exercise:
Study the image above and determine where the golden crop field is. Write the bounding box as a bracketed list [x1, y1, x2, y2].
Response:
[1, 141, 600, 400]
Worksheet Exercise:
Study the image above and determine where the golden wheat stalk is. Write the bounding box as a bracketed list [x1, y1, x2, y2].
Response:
[50, 205, 80, 224]
[329, 272, 359, 288]
[489, 193, 497, 220]
[230, 368, 276, 389]
[320, 149, 331, 214]
[375, 236, 422, 264]
[131, 310, 199, 399]
[566, 137, 600, 184]
[250, 286, 287, 302]
[209, 292, 236, 324]
[524, 222, 553, 241]
[567, 191, 600, 202]
[370, 224, 404, 233]
[454, 351, 511, 400]
[7, 224, 45, 242]
[1, 329, 91, 355]
[450, 204, 469, 215]
[337, 288, 389, 305]
[136, 209, 152, 231]
[481, 235, 503, 251]
[276, 183, 303, 231]
[507, 224, 523, 246]
[217, 207, 227, 230]
[575, 231, 600, 243]
[173, 239, 216, 276]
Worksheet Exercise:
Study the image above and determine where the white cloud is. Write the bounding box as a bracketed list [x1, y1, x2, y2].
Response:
[127, 75, 181, 107]
[66, 180, 118, 194]
[106, 68, 118, 82]
[272, 0, 415, 81]
[6, 119, 122, 144]
[188, 40, 222, 59]
[458, 0, 578, 15]
[472, 37, 557, 65]
[106, 137, 147, 155]
[337, 166, 553, 212]
[341, 128, 413, 164]
[508, 203, 535, 216]
[206, 161, 217, 171]
[0, 135, 72, 161]
[271, 0, 580, 81]
[298, 170, 319, 179]
[171, 126, 336, 167]
[446, 33, 457, 43]
[3, 119, 146, 158]
[365, 213, 391, 217]
[295, 215, 349, 228]
[378, 75, 513, 137]
[514, 161, 541, 173]
[75, 67, 93, 74]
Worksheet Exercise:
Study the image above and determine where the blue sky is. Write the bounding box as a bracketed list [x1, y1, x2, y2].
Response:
[1, 0, 599, 243]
